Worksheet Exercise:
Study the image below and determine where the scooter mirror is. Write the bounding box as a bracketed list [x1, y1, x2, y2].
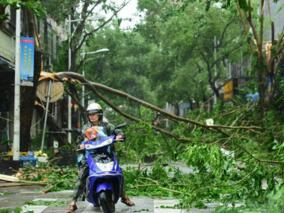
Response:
[114, 123, 127, 130]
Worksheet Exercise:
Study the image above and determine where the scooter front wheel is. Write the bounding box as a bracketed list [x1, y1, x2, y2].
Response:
[99, 191, 115, 213]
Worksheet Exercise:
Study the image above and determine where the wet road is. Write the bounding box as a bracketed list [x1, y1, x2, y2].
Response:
[0, 185, 216, 213]
[0, 162, 218, 212]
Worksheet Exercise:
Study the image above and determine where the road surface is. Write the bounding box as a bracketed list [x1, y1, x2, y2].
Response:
[0, 184, 217, 213]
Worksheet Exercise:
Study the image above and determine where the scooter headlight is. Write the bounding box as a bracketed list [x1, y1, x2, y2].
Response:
[96, 162, 114, 172]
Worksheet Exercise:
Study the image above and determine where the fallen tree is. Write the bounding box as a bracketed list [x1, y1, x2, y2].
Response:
[27, 72, 284, 210]
[37, 71, 284, 167]
[52, 71, 262, 132]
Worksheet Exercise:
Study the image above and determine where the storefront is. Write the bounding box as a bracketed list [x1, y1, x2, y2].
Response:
[0, 30, 15, 151]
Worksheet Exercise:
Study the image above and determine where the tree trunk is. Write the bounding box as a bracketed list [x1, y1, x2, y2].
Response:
[20, 50, 41, 151]
[19, 9, 42, 151]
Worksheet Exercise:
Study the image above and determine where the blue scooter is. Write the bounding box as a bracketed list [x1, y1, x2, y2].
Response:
[79, 132, 124, 213]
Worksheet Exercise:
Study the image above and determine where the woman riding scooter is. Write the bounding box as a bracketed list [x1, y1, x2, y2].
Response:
[67, 102, 134, 212]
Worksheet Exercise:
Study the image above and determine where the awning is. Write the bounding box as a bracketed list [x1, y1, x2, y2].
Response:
[0, 55, 14, 72]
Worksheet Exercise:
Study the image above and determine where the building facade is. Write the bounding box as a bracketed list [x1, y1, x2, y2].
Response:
[0, 5, 66, 150]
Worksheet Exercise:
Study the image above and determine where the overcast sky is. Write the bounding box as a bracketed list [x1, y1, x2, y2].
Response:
[116, 0, 144, 29]
[79, 0, 144, 30]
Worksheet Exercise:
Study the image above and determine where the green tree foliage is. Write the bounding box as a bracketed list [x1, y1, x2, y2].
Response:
[85, 27, 157, 104]
[0, 0, 45, 22]
[133, 1, 245, 105]
[41, 0, 77, 23]
[82, 1, 246, 107]
[227, 0, 284, 111]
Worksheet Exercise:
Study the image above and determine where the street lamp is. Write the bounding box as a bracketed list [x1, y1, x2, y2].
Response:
[81, 48, 110, 57]
[80, 48, 110, 108]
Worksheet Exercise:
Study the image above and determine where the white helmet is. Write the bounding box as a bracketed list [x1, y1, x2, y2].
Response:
[86, 103, 103, 115]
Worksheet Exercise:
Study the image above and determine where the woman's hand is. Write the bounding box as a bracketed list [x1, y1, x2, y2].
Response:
[76, 144, 85, 152]
[115, 134, 124, 141]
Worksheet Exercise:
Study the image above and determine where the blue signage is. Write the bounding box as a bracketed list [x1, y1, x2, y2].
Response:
[20, 36, 34, 86]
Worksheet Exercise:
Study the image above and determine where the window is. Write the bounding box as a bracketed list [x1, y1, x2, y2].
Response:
[1, 6, 16, 34]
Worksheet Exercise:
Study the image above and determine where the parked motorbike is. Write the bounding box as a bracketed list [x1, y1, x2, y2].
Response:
[78, 126, 125, 213]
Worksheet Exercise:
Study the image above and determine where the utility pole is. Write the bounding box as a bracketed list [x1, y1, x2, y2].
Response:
[68, 14, 72, 143]
[13, 7, 21, 161]
[40, 80, 52, 151]
[82, 43, 86, 109]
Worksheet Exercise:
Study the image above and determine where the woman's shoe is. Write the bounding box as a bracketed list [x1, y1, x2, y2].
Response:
[67, 202, 78, 213]
[121, 196, 135, 206]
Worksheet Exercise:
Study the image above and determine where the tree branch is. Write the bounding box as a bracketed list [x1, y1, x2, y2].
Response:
[92, 89, 192, 143]
[234, 143, 284, 165]
[246, 0, 260, 52]
[218, 19, 235, 47]
[51, 72, 263, 132]
[76, 1, 129, 51]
